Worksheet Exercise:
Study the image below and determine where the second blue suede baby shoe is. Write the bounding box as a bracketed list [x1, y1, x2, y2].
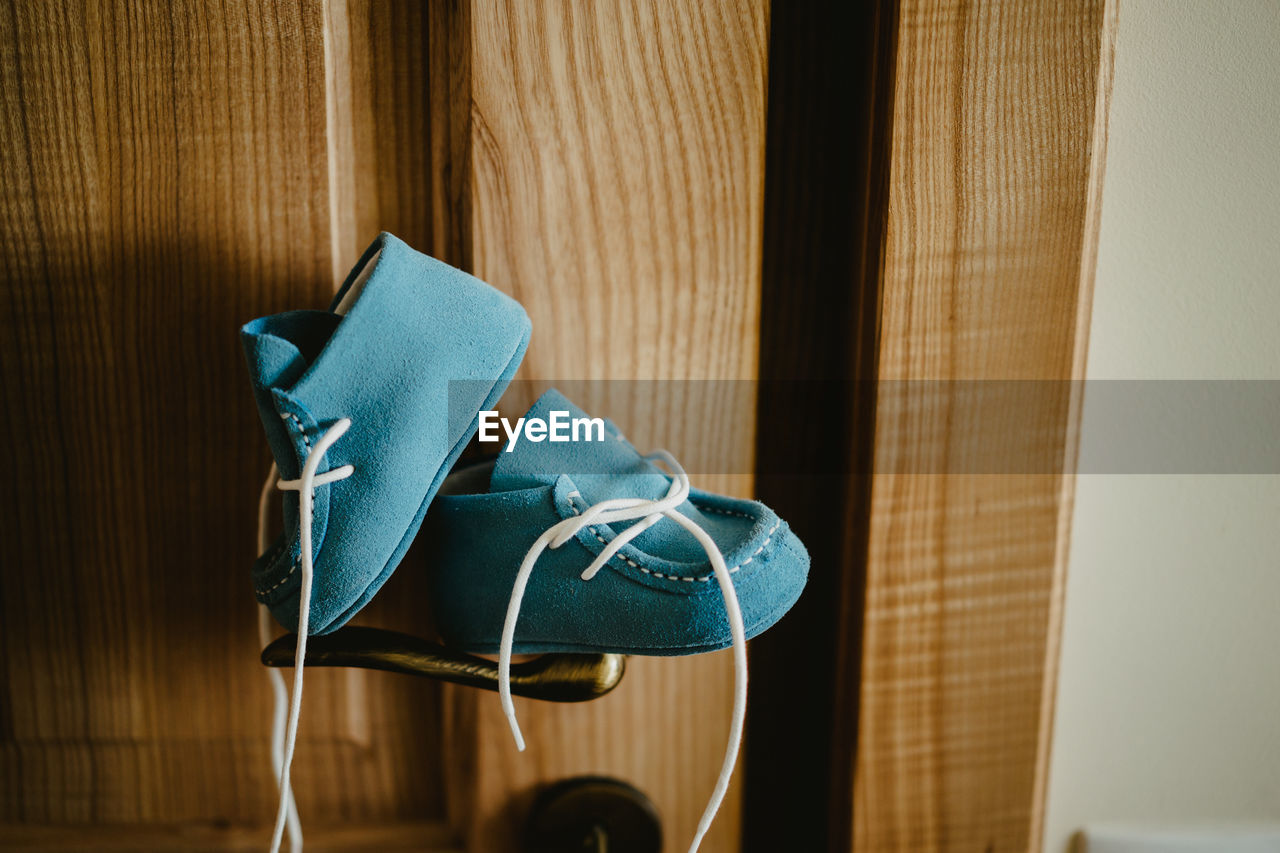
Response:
[242, 233, 531, 635]
[427, 388, 808, 853]
[425, 389, 809, 655]
[430, 386, 803, 850]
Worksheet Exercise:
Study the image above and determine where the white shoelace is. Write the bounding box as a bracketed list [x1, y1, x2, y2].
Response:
[498, 450, 749, 853]
[257, 419, 354, 853]
[256, 431, 741, 852]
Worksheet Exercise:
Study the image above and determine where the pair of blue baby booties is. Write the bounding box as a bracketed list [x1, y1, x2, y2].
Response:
[242, 233, 807, 655]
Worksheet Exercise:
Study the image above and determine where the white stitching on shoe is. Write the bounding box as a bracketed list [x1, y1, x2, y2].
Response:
[692, 503, 755, 520]
[254, 413, 315, 598]
[280, 410, 313, 452]
[566, 494, 779, 583]
[257, 561, 299, 596]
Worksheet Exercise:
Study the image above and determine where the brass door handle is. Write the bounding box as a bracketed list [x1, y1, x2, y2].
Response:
[261, 626, 625, 702]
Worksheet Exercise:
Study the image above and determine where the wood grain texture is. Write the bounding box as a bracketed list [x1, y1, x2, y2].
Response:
[331, 0, 437, 264]
[850, 1, 1117, 851]
[442, 2, 768, 850]
[0, 0, 445, 834]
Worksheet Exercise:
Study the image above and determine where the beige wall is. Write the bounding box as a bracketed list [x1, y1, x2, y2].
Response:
[1044, 1, 1280, 851]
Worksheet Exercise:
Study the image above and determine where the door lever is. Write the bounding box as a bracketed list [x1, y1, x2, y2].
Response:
[261, 626, 625, 702]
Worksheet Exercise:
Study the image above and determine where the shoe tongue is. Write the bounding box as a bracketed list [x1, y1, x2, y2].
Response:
[489, 389, 671, 505]
[490, 389, 715, 564]
[241, 310, 342, 480]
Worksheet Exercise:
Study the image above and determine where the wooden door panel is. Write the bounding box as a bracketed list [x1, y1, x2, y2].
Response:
[847, 1, 1118, 850]
[442, 2, 768, 851]
[0, 0, 447, 838]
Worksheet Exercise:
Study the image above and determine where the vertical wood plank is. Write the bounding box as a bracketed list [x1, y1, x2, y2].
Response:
[332, 0, 435, 262]
[0, 0, 447, 833]
[850, 2, 1117, 851]
[445, 2, 768, 850]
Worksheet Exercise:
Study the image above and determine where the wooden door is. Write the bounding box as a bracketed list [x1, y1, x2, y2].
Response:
[1, 1, 762, 849]
[2, 1, 1117, 851]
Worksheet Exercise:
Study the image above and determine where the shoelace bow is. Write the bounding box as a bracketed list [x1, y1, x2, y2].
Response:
[258, 431, 746, 853]
[499, 450, 748, 853]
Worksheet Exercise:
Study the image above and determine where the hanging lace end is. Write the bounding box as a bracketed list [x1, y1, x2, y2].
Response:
[507, 715, 527, 753]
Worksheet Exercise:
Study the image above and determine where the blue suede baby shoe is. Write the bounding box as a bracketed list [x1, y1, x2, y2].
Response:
[242, 233, 531, 635]
[426, 388, 807, 853]
[425, 389, 809, 655]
